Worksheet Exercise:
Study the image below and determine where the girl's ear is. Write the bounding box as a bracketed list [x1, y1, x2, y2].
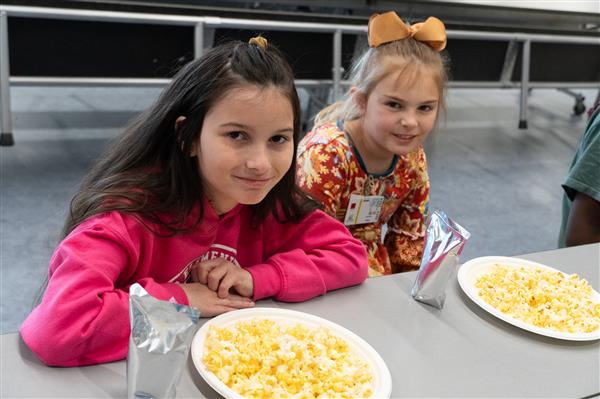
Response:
[175, 116, 197, 156]
[175, 116, 186, 131]
[349, 87, 367, 115]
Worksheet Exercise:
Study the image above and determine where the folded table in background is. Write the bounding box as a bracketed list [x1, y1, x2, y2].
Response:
[2, 243, 599, 398]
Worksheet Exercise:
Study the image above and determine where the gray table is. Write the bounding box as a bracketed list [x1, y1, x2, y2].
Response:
[2, 243, 599, 398]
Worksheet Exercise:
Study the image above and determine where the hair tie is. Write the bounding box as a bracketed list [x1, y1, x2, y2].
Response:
[368, 12, 447, 52]
[249, 36, 268, 49]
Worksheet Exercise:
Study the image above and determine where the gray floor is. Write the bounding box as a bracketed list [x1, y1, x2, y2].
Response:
[0, 85, 596, 334]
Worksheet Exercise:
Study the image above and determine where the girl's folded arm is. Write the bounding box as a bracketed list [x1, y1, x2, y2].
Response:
[296, 142, 347, 217]
[385, 152, 429, 272]
[248, 210, 368, 302]
[19, 222, 187, 367]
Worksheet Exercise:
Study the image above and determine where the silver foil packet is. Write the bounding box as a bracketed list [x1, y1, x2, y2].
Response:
[411, 209, 471, 309]
[127, 284, 200, 399]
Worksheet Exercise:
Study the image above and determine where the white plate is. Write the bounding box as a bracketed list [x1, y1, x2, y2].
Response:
[191, 307, 392, 398]
[458, 256, 600, 341]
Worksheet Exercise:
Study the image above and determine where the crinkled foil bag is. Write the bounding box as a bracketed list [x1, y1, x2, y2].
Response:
[411, 209, 471, 309]
[128, 283, 199, 399]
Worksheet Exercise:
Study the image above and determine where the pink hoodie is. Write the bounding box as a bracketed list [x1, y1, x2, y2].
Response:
[20, 203, 368, 366]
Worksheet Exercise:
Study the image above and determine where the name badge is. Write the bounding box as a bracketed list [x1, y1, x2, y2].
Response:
[343, 194, 384, 226]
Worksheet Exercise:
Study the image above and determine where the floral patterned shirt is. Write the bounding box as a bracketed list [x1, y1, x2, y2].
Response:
[296, 121, 429, 276]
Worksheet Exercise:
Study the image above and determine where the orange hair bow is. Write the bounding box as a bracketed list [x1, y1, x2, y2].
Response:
[367, 12, 447, 52]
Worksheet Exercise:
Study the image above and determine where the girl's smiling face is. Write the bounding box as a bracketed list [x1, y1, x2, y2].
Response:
[356, 62, 440, 158]
[192, 85, 295, 214]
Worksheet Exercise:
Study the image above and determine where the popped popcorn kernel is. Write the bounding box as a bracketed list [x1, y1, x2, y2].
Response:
[476, 264, 600, 333]
[203, 319, 374, 398]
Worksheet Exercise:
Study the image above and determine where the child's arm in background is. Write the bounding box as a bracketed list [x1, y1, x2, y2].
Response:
[564, 191, 600, 246]
[563, 114, 600, 246]
[384, 154, 429, 273]
[248, 209, 369, 302]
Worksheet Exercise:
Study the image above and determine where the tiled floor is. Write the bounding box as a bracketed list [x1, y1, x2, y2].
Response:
[1, 85, 597, 333]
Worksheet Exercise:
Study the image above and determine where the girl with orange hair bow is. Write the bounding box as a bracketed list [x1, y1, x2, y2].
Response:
[296, 12, 449, 276]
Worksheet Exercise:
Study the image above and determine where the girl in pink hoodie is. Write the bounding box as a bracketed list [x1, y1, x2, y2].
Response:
[20, 36, 368, 367]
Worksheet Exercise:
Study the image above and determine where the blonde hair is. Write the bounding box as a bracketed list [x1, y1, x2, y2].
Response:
[313, 38, 449, 128]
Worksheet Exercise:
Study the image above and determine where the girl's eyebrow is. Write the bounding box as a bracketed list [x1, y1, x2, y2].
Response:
[274, 128, 295, 135]
[220, 122, 294, 134]
[383, 95, 438, 104]
[219, 122, 249, 129]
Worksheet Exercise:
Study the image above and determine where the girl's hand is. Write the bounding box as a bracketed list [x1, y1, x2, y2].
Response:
[178, 282, 254, 317]
[192, 258, 254, 299]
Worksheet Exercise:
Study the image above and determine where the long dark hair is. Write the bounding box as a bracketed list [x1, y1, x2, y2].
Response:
[63, 39, 315, 237]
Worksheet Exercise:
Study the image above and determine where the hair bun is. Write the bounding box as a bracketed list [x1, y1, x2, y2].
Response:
[249, 36, 268, 49]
